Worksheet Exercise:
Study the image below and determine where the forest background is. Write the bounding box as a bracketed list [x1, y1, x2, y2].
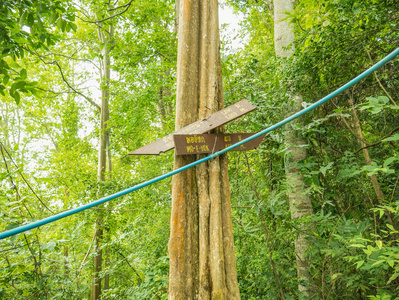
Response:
[0, 0, 399, 299]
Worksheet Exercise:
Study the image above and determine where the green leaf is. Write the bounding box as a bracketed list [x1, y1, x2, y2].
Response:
[27, 12, 34, 27]
[11, 24, 21, 34]
[40, 241, 56, 251]
[320, 162, 333, 175]
[61, 20, 67, 32]
[378, 96, 389, 104]
[10, 91, 21, 104]
[20, 69, 27, 80]
[356, 260, 364, 269]
[30, 24, 36, 35]
[29, 88, 39, 98]
[366, 96, 378, 103]
[49, 13, 59, 24]
[350, 244, 365, 248]
[3, 75, 9, 85]
[0, 172, 10, 180]
[19, 10, 29, 26]
[11, 81, 26, 93]
[70, 22, 78, 32]
[56, 18, 63, 30]
[382, 133, 399, 142]
[371, 260, 384, 267]
[331, 273, 342, 280]
[16, 265, 26, 273]
[383, 156, 398, 169]
[5, 222, 20, 231]
[387, 272, 399, 284]
[353, 7, 362, 15]
[375, 240, 382, 249]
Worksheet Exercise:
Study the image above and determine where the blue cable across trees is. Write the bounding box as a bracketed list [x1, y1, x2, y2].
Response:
[1, 46, 399, 240]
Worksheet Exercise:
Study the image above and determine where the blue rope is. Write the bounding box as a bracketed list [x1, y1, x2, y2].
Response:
[1, 47, 399, 240]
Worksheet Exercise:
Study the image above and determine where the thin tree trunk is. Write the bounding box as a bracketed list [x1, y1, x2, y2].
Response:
[348, 95, 385, 202]
[92, 22, 113, 300]
[92, 224, 103, 300]
[98, 37, 111, 182]
[274, 0, 313, 296]
[106, 134, 112, 180]
[347, 95, 397, 228]
[103, 245, 110, 299]
[169, 0, 240, 299]
[64, 246, 69, 277]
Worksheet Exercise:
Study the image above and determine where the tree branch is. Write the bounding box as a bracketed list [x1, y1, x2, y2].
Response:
[156, 51, 172, 63]
[0, 240, 37, 254]
[28, 48, 101, 111]
[0, 142, 54, 213]
[364, 46, 397, 106]
[108, 0, 134, 11]
[49, 52, 100, 70]
[391, 176, 399, 202]
[116, 251, 143, 284]
[355, 126, 399, 153]
[51, 61, 101, 111]
[331, 100, 369, 145]
[75, 232, 96, 292]
[78, 0, 134, 24]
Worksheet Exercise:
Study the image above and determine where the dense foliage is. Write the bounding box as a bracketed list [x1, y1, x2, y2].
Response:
[1, 0, 398, 299]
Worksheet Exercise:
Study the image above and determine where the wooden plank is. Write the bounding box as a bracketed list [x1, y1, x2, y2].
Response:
[129, 100, 256, 155]
[173, 133, 265, 155]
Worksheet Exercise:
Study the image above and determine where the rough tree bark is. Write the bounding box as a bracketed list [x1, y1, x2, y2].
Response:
[274, 0, 313, 296]
[168, 0, 240, 299]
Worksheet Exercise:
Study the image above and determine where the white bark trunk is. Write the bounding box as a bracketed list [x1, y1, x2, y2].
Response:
[274, 0, 313, 296]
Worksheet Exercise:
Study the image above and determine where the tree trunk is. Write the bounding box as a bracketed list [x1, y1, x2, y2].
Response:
[97, 30, 112, 182]
[274, 0, 313, 296]
[168, 1, 240, 299]
[92, 23, 113, 300]
[348, 95, 385, 202]
[103, 244, 110, 299]
[63, 246, 69, 277]
[92, 224, 103, 300]
[347, 95, 398, 228]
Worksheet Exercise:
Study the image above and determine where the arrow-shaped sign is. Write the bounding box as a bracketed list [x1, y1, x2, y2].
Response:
[129, 100, 256, 155]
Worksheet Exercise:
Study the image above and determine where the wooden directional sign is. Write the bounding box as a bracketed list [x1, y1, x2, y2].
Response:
[129, 100, 256, 155]
[173, 133, 265, 155]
